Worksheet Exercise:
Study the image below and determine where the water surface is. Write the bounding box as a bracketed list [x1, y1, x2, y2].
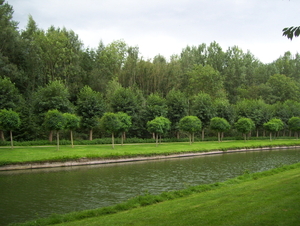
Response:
[1, 148, 300, 225]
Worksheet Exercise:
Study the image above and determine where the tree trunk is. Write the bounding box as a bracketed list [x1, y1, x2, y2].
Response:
[159, 134, 162, 144]
[0, 130, 5, 141]
[49, 130, 53, 142]
[192, 132, 195, 143]
[57, 131, 60, 151]
[156, 133, 158, 147]
[10, 130, 13, 149]
[70, 130, 74, 148]
[112, 132, 115, 149]
[121, 132, 124, 146]
[189, 133, 192, 145]
[89, 129, 93, 141]
[176, 131, 180, 139]
[243, 133, 246, 142]
[201, 129, 205, 141]
[256, 129, 259, 137]
[270, 132, 272, 141]
[221, 132, 224, 142]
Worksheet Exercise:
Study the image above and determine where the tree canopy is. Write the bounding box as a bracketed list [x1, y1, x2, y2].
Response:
[100, 112, 122, 149]
[1, 1, 300, 143]
[0, 109, 20, 148]
[147, 116, 171, 146]
[263, 118, 284, 141]
[178, 116, 202, 145]
[210, 117, 231, 142]
[235, 117, 255, 142]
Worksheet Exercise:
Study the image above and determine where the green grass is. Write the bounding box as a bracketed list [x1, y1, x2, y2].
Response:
[1, 139, 300, 166]
[11, 163, 300, 226]
[79, 167, 300, 226]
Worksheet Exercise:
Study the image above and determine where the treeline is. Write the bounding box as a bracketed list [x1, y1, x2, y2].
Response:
[1, 0, 300, 142]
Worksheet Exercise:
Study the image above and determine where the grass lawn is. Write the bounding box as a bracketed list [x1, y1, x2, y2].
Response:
[1, 139, 300, 165]
[16, 163, 300, 226]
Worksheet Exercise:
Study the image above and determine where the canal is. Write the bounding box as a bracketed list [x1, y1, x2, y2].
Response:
[1, 148, 300, 225]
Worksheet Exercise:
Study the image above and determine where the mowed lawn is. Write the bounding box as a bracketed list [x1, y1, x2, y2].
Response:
[1, 139, 300, 164]
[55, 166, 300, 226]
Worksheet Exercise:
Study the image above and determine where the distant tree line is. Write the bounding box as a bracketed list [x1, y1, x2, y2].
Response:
[1, 1, 300, 143]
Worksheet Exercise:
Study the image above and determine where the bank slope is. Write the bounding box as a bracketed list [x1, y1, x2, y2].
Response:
[1, 140, 300, 170]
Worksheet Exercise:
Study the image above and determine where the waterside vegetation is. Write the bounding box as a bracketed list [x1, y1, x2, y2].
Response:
[1, 139, 300, 167]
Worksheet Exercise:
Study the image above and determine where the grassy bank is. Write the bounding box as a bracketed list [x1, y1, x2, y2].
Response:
[11, 162, 300, 226]
[1, 139, 300, 166]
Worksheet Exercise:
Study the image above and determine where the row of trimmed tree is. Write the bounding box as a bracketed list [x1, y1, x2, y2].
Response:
[145, 115, 299, 146]
[2, 107, 300, 149]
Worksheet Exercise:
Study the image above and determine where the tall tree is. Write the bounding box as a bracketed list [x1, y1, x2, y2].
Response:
[91, 40, 127, 92]
[191, 92, 215, 140]
[206, 41, 225, 73]
[143, 93, 168, 123]
[275, 52, 295, 78]
[20, 15, 44, 95]
[0, 0, 24, 90]
[30, 26, 84, 97]
[214, 98, 235, 125]
[288, 117, 300, 139]
[33, 80, 73, 141]
[186, 64, 225, 98]
[33, 80, 73, 115]
[110, 86, 144, 137]
[119, 46, 139, 88]
[180, 44, 207, 73]
[265, 74, 300, 104]
[0, 0, 22, 65]
[0, 77, 22, 110]
[223, 46, 247, 103]
[166, 89, 188, 138]
[77, 86, 106, 140]
[151, 54, 168, 94]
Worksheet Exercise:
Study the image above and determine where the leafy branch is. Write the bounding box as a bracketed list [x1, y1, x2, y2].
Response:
[282, 26, 300, 40]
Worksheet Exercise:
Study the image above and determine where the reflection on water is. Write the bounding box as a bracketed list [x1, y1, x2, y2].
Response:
[0, 148, 300, 225]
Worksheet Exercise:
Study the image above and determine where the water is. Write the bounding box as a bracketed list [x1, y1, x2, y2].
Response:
[1, 148, 300, 225]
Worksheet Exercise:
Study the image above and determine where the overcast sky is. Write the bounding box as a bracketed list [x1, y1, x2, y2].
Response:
[7, 0, 300, 63]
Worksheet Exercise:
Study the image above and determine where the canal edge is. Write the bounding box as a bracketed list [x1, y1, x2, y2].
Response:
[0, 146, 299, 171]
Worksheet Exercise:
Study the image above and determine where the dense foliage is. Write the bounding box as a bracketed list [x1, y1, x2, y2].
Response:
[1, 1, 300, 142]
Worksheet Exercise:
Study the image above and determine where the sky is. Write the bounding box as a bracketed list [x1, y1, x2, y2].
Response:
[7, 0, 300, 63]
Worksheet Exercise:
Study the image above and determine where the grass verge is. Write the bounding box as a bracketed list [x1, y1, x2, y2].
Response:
[1, 139, 300, 166]
[10, 162, 300, 226]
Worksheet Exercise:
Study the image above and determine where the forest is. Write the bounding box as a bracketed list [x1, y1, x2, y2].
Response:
[1, 0, 300, 142]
